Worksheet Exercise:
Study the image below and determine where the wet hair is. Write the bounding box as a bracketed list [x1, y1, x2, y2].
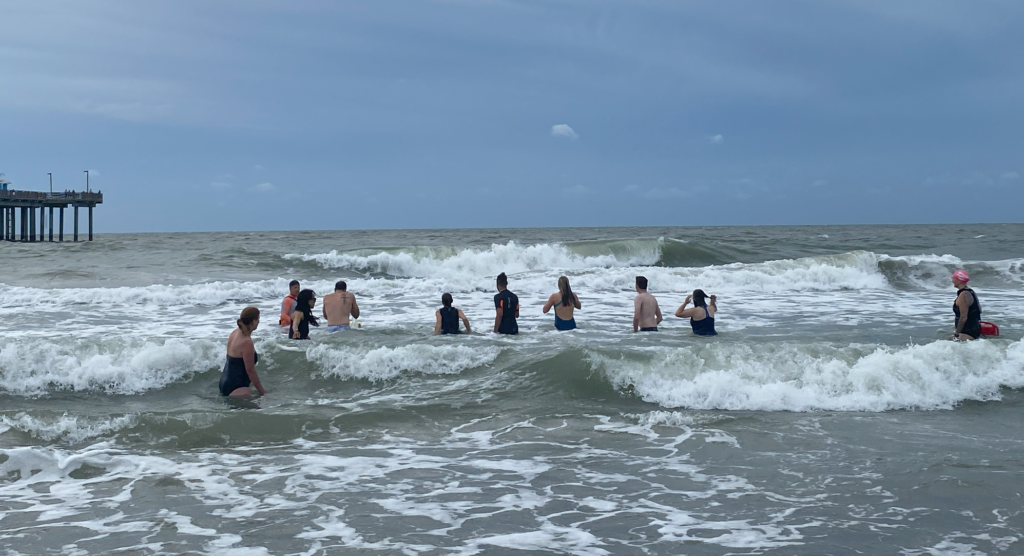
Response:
[289, 280, 300, 288]
[442, 293, 453, 307]
[335, 281, 347, 291]
[557, 276, 575, 307]
[635, 276, 648, 290]
[237, 306, 260, 331]
[692, 289, 708, 307]
[295, 289, 320, 327]
[496, 272, 508, 287]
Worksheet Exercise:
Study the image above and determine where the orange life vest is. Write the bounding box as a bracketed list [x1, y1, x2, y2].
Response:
[279, 294, 297, 326]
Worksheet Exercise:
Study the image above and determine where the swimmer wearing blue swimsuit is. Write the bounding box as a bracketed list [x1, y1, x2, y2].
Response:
[544, 276, 581, 331]
[674, 289, 718, 336]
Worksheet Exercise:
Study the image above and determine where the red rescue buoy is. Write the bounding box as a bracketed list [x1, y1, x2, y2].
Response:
[980, 321, 1000, 337]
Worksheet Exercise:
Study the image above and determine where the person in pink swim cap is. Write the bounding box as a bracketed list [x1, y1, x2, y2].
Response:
[951, 270, 981, 340]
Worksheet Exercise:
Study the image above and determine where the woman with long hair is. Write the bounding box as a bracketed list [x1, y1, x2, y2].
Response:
[220, 306, 267, 396]
[289, 289, 320, 340]
[543, 276, 582, 331]
[434, 292, 472, 335]
[674, 289, 717, 336]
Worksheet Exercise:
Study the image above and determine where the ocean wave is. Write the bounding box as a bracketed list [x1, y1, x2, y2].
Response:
[588, 339, 1024, 412]
[307, 343, 502, 382]
[0, 338, 221, 396]
[0, 413, 139, 443]
[0, 279, 291, 308]
[284, 240, 661, 277]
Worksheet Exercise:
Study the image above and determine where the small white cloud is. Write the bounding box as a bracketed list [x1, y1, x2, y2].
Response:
[812, 179, 827, 187]
[623, 184, 640, 192]
[643, 187, 692, 200]
[1001, 171, 1019, 180]
[709, 134, 724, 145]
[961, 172, 993, 187]
[563, 184, 590, 196]
[86, 169, 101, 177]
[551, 124, 578, 139]
[211, 182, 232, 189]
[255, 182, 275, 191]
[253, 165, 264, 171]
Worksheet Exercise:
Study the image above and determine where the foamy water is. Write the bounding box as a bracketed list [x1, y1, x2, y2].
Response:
[1, 224, 1023, 554]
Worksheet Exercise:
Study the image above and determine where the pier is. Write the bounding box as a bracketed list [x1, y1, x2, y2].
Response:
[1, 190, 103, 242]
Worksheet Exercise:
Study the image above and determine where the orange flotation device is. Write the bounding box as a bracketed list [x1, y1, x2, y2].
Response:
[980, 321, 1000, 337]
[279, 294, 297, 326]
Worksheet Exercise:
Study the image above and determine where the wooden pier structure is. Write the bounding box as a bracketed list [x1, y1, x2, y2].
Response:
[1, 190, 103, 242]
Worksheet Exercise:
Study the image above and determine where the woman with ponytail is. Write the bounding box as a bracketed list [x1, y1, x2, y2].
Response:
[543, 276, 582, 331]
[219, 306, 267, 396]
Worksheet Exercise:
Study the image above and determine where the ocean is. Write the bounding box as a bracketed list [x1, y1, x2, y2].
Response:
[1, 224, 1023, 555]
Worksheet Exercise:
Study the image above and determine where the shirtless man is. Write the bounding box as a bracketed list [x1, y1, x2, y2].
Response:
[633, 275, 663, 332]
[322, 280, 360, 332]
[279, 280, 300, 334]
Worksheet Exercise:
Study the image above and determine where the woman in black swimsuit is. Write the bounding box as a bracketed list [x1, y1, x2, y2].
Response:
[289, 289, 319, 340]
[219, 306, 267, 396]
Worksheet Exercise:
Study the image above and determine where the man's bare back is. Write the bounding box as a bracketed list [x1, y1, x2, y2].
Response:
[323, 290, 359, 326]
[633, 291, 662, 331]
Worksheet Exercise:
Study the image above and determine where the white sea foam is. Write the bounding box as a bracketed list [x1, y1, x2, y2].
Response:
[590, 339, 1024, 412]
[284, 241, 660, 278]
[0, 413, 139, 442]
[0, 338, 220, 396]
[307, 343, 502, 382]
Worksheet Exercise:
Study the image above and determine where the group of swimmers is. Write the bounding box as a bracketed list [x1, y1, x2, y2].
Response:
[219, 268, 984, 397]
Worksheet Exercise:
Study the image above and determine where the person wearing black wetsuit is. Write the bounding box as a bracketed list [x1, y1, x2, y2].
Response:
[493, 272, 519, 335]
[289, 289, 319, 340]
[952, 270, 982, 340]
[220, 306, 267, 396]
[435, 293, 472, 335]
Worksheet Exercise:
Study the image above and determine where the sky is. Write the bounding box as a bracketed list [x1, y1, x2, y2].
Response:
[1, 0, 1022, 232]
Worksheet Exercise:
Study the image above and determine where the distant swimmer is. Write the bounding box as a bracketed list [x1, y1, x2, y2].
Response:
[279, 280, 300, 334]
[543, 276, 581, 331]
[633, 275, 663, 332]
[323, 281, 360, 332]
[951, 270, 981, 341]
[435, 293, 472, 335]
[674, 289, 718, 336]
[219, 306, 267, 397]
[289, 289, 320, 340]
[493, 272, 520, 335]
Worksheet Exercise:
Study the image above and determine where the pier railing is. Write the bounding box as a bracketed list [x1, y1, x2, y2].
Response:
[0, 190, 103, 202]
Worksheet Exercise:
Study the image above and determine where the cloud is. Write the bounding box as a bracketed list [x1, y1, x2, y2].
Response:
[255, 182, 275, 191]
[961, 172, 993, 187]
[643, 187, 692, 200]
[812, 179, 828, 187]
[551, 124, 578, 139]
[1001, 171, 1019, 180]
[253, 165, 264, 171]
[623, 184, 640, 192]
[562, 184, 590, 196]
[709, 134, 724, 145]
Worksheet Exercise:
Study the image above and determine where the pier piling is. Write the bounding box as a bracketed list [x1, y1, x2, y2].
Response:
[49, 207, 53, 242]
[74, 206, 79, 242]
[59, 208, 64, 241]
[1, 190, 101, 243]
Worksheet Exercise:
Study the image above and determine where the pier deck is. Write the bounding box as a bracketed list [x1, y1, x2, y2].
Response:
[0, 190, 103, 242]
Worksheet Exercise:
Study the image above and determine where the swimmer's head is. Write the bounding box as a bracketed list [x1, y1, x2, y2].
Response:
[442, 293, 453, 307]
[297, 289, 317, 308]
[289, 280, 300, 296]
[237, 306, 260, 332]
[496, 272, 508, 288]
[635, 276, 648, 290]
[692, 289, 708, 307]
[335, 281, 347, 291]
[952, 270, 970, 286]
